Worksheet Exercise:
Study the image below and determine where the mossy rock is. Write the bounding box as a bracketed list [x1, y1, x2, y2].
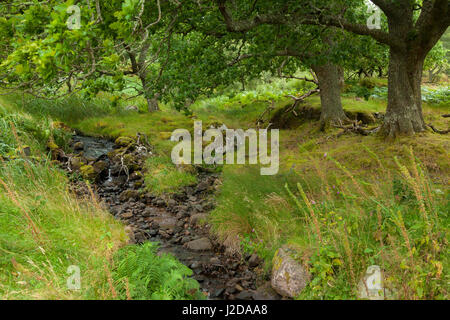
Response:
[130, 171, 143, 180]
[107, 147, 127, 159]
[70, 156, 85, 171]
[52, 121, 72, 131]
[16, 145, 31, 157]
[47, 141, 60, 150]
[119, 189, 140, 201]
[115, 136, 136, 147]
[80, 165, 96, 180]
[93, 160, 107, 174]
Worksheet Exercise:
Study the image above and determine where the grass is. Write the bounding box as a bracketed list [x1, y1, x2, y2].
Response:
[1, 76, 448, 299]
[0, 157, 128, 299]
[144, 156, 197, 195]
[0, 98, 202, 300]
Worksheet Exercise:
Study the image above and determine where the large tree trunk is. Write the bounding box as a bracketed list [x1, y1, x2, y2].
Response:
[382, 50, 426, 137]
[312, 62, 349, 130]
[139, 73, 160, 112]
[146, 93, 160, 112]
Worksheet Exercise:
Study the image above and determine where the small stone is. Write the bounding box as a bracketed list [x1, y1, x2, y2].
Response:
[212, 288, 225, 298]
[226, 286, 237, 294]
[235, 290, 253, 300]
[271, 245, 311, 298]
[119, 190, 139, 201]
[190, 213, 208, 225]
[248, 254, 260, 268]
[122, 212, 133, 218]
[196, 181, 209, 192]
[210, 257, 220, 265]
[235, 284, 244, 292]
[185, 238, 212, 251]
[73, 141, 84, 150]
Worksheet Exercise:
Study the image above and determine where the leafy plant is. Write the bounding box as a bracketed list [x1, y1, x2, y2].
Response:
[112, 242, 205, 300]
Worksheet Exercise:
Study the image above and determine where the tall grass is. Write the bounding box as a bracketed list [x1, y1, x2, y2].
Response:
[0, 158, 128, 299]
[210, 148, 448, 300]
[286, 148, 448, 299]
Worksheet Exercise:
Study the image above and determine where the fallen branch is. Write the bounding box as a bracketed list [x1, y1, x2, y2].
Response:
[256, 100, 275, 128]
[284, 88, 320, 113]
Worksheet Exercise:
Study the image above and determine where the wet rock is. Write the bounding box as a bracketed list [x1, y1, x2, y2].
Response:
[156, 199, 165, 206]
[119, 189, 139, 201]
[93, 160, 107, 174]
[196, 181, 209, 193]
[253, 282, 281, 300]
[143, 207, 157, 216]
[156, 217, 177, 230]
[121, 212, 133, 219]
[70, 156, 85, 171]
[226, 286, 237, 295]
[181, 236, 191, 244]
[185, 238, 212, 251]
[73, 141, 84, 151]
[212, 288, 225, 298]
[167, 199, 177, 208]
[130, 171, 143, 181]
[271, 246, 311, 298]
[235, 290, 253, 300]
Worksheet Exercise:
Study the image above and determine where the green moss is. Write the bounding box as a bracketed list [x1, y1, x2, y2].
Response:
[115, 136, 135, 147]
[80, 164, 95, 180]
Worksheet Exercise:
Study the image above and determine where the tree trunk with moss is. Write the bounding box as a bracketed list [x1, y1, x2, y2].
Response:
[312, 62, 349, 130]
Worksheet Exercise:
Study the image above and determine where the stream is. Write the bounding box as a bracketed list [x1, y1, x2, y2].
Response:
[66, 134, 280, 300]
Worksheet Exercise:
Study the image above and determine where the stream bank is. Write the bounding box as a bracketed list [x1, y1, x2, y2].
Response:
[59, 133, 281, 300]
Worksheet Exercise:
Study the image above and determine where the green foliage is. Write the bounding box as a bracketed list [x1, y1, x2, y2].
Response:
[112, 242, 204, 300]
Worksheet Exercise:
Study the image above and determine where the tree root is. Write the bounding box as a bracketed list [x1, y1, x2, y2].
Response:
[428, 124, 449, 134]
[333, 121, 380, 137]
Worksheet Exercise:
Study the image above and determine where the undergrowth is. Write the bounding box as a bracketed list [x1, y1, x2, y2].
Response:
[112, 242, 204, 300]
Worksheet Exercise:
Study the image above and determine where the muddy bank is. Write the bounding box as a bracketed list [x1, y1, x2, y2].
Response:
[60, 134, 280, 300]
